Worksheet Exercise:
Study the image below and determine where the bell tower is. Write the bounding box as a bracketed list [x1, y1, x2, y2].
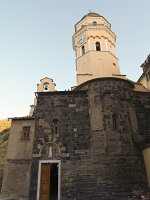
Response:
[72, 12, 121, 85]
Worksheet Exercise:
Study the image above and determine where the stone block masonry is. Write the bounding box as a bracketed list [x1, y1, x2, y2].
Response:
[28, 78, 150, 200]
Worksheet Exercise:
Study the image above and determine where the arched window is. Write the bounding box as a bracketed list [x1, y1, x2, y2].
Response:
[93, 21, 97, 25]
[95, 42, 101, 51]
[43, 83, 49, 91]
[82, 45, 85, 55]
[112, 114, 117, 131]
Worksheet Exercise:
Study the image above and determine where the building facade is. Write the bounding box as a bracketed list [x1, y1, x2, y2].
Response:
[1, 13, 150, 200]
[138, 54, 150, 91]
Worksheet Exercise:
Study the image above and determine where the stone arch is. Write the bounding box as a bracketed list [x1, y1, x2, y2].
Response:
[39, 141, 61, 158]
[43, 82, 50, 91]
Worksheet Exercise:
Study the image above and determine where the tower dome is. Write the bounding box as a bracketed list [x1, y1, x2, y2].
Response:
[86, 12, 101, 17]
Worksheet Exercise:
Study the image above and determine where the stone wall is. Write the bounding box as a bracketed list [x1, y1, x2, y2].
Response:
[133, 92, 150, 148]
[1, 118, 35, 199]
[0, 131, 8, 195]
[0, 140, 8, 191]
[1, 160, 31, 200]
[1, 78, 149, 199]
[74, 78, 149, 199]
[29, 90, 91, 199]
[29, 78, 149, 200]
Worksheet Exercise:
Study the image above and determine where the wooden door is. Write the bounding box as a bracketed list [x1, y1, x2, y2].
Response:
[40, 163, 51, 200]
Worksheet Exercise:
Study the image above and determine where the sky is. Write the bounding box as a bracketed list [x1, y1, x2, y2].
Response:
[0, 0, 150, 119]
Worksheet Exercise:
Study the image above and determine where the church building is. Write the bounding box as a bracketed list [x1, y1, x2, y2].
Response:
[1, 12, 150, 200]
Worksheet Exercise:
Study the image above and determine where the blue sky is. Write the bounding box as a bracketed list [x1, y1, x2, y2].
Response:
[0, 0, 150, 119]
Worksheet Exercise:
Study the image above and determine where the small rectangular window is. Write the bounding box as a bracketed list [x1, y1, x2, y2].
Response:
[22, 126, 30, 140]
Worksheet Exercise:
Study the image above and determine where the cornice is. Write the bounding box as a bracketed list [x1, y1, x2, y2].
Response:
[73, 24, 116, 39]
